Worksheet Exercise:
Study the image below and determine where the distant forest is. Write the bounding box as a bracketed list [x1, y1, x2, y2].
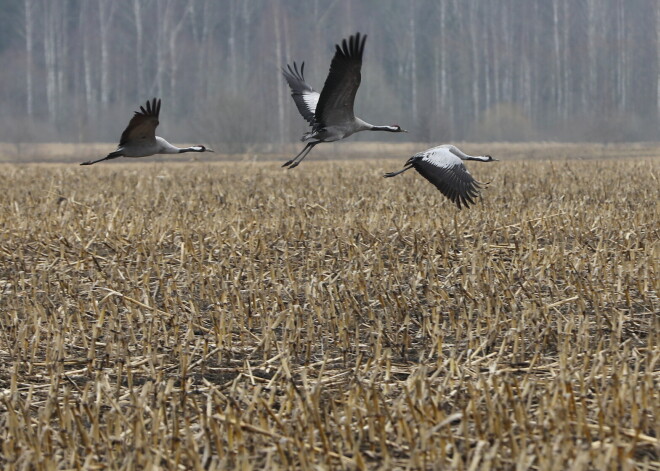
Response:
[0, 0, 658, 147]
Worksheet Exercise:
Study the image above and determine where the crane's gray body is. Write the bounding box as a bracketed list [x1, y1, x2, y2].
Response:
[113, 136, 204, 158]
[302, 118, 373, 143]
[80, 99, 212, 165]
[384, 144, 497, 209]
[282, 33, 406, 168]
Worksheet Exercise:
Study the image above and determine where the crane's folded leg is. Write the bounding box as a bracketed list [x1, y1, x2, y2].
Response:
[383, 164, 414, 178]
[282, 141, 319, 169]
[80, 150, 123, 166]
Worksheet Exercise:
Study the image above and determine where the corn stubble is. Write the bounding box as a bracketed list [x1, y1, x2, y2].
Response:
[0, 157, 657, 470]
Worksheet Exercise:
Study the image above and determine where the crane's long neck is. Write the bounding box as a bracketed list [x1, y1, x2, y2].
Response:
[177, 146, 206, 154]
[464, 155, 491, 161]
[156, 136, 206, 154]
[156, 137, 183, 154]
[369, 125, 401, 132]
[447, 145, 490, 161]
[354, 118, 400, 133]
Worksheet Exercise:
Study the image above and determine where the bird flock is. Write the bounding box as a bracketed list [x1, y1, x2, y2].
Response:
[81, 32, 497, 210]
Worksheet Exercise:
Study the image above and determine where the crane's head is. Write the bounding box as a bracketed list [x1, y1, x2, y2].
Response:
[191, 145, 214, 152]
[392, 125, 407, 133]
[485, 155, 498, 161]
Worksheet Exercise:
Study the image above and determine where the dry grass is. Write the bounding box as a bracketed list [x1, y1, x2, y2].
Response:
[0, 152, 658, 469]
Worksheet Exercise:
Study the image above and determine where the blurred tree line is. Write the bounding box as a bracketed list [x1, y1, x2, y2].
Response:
[0, 0, 658, 148]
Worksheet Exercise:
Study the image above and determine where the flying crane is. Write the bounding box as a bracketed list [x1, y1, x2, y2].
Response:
[80, 98, 213, 166]
[384, 145, 497, 209]
[282, 32, 406, 169]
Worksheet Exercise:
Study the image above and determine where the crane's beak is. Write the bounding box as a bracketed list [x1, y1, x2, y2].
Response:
[206, 148, 215, 152]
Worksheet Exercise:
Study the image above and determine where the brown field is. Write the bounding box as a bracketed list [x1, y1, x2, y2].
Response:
[0, 146, 658, 469]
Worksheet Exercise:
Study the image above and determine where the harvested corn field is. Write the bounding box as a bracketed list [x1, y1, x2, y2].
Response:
[0, 154, 658, 469]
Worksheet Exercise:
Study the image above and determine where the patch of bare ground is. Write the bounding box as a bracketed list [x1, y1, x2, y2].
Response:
[0, 154, 658, 469]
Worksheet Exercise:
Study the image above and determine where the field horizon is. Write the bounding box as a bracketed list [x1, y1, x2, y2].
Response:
[0, 150, 658, 469]
[2, 140, 660, 165]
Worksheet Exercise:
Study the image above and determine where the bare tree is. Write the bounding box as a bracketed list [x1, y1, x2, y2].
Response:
[23, 0, 35, 117]
[409, 0, 418, 128]
[552, 0, 562, 118]
[561, 0, 571, 119]
[273, 3, 286, 144]
[42, 0, 58, 119]
[168, 0, 192, 107]
[97, 0, 116, 106]
[657, 0, 660, 120]
[228, 0, 238, 94]
[468, 0, 479, 121]
[80, 2, 95, 119]
[132, 0, 145, 98]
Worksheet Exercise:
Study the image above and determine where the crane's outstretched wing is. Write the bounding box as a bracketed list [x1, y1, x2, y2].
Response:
[118, 98, 160, 147]
[314, 32, 367, 129]
[412, 149, 483, 209]
[282, 62, 319, 125]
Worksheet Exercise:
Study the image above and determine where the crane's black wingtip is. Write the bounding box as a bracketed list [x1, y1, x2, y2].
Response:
[136, 97, 161, 117]
[352, 32, 366, 58]
[283, 62, 306, 82]
[336, 32, 367, 59]
[152, 97, 160, 117]
[352, 32, 366, 44]
[340, 38, 349, 56]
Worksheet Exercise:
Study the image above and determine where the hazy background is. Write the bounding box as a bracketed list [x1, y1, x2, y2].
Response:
[0, 0, 659, 151]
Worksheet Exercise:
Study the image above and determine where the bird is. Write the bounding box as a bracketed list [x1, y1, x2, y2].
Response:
[80, 98, 213, 165]
[384, 145, 498, 209]
[281, 32, 407, 169]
